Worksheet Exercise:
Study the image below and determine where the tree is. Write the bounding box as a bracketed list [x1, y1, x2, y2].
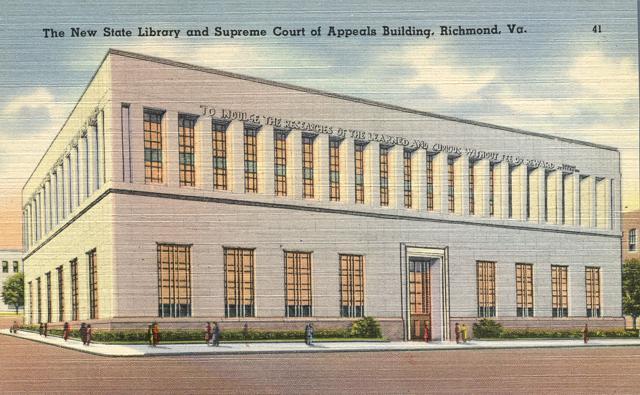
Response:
[1, 272, 24, 314]
[623, 258, 640, 329]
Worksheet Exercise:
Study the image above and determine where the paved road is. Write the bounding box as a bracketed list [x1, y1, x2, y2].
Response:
[2, 334, 640, 393]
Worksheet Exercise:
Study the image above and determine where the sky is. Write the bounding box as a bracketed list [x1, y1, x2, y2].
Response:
[0, 0, 638, 249]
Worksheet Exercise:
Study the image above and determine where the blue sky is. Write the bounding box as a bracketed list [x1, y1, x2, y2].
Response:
[0, 0, 637, 247]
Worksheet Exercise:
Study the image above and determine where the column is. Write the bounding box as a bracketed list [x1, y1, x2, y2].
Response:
[511, 164, 527, 220]
[78, 133, 88, 200]
[165, 111, 180, 188]
[87, 122, 98, 193]
[579, 175, 595, 228]
[432, 152, 448, 213]
[129, 106, 145, 184]
[411, 149, 426, 211]
[365, 141, 380, 207]
[196, 116, 213, 190]
[313, 133, 329, 201]
[120, 104, 132, 183]
[226, 121, 245, 194]
[339, 138, 355, 203]
[495, 161, 509, 219]
[258, 125, 275, 196]
[547, 170, 562, 225]
[97, 109, 106, 187]
[596, 178, 611, 229]
[287, 130, 303, 199]
[475, 159, 490, 217]
[563, 173, 577, 226]
[42, 183, 48, 235]
[70, 143, 79, 210]
[610, 178, 620, 230]
[388, 145, 404, 210]
[529, 168, 544, 223]
[454, 155, 468, 215]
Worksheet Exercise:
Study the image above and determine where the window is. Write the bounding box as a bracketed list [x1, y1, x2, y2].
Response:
[629, 229, 637, 251]
[508, 164, 515, 218]
[477, 261, 496, 317]
[70, 259, 79, 321]
[469, 160, 475, 215]
[57, 265, 64, 321]
[13, 261, 19, 273]
[244, 126, 259, 193]
[409, 258, 431, 316]
[329, 139, 341, 201]
[489, 162, 495, 216]
[224, 248, 255, 318]
[83, 135, 90, 198]
[285, 251, 312, 317]
[88, 249, 98, 319]
[544, 170, 550, 222]
[53, 171, 59, 225]
[157, 244, 191, 318]
[403, 149, 412, 208]
[178, 115, 196, 187]
[59, 163, 65, 220]
[144, 110, 163, 183]
[1, 261, 7, 273]
[274, 130, 287, 196]
[74, 145, 80, 207]
[551, 265, 569, 317]
[212, 121, 228, 190]
[340, 254, 365, 317]
[46, 271, 52, 323]
[515, 263, 534, 317]
[67, 155, 73, 213]
[28, 281, 33, 324]
[302, 135, 315, 198]
[585, 267, 601, 317]
[36, 277, 41, 323]
[447, 156, 455, 213]
[379, 146, 390, 206]
[354, 142, 366, 204]
[426, 153, 434, 211]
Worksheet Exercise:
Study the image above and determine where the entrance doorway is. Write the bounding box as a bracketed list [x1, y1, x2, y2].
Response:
[409, 258, 432, 340]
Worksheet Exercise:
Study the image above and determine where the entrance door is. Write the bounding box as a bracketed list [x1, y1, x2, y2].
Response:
[409, 258, 431, 340]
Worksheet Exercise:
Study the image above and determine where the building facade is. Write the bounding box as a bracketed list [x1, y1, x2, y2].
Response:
[0, 250, 23, 313]
[622, 210, 640, 262]
[22, 50, 624, 340]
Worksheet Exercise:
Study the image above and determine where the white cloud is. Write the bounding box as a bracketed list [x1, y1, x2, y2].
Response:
[2, 87, 68, 122]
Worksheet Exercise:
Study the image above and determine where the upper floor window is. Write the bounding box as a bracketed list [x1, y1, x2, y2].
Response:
[426, 153, 434, 211]
[354, 142, 366, 204]
[447, 156, 455, 213]
[178, 115, 196, 187]
[630, 228, 637, 251]
[302, 135, 315, 198]
[244, 126, 259, 193]
[469, 160, 476, 215]
[379, 146, 390, 206]
[212, 121, 228, 190]
[329, 139, 341, 201]
[489, 162, 495, 216]
[1, 261, 7, 273]
[403, 149, 412, 208]
[144, 110, 164, 184]
[274, 130, 287, 196]
[12, 261, 18, 273]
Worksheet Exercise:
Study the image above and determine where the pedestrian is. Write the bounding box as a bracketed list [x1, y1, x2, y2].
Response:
[44, 323, 48, 337]
[147, 324, 153, 346]
[243, 322, 249, 342]
[63, 322, 70, 341]
[80, 323, 87, 345]
[38, 322, 44, 336]
[423, 322, 430, 343]
[461, 324, 469, 343]
[454, 323, 461, 344]
[212, 322, 220, 347]
[205, 322, 212, 346]
[583, 324, 589, 344]
[86, 324, 92, 346]
[10, 320, 18, 334]
[304, 323, 314, 346]
[152, 322, 160, 346]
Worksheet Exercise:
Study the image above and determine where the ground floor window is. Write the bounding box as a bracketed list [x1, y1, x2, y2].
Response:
[57, 265, 64, 321]
[477, 261, 496, 317]
[409, 258, 431, 315]
[70, 259, 79, 321]
[36, 277, 42, 323]
[585, 267, 601, 317]
[224, 247, 255, 318]
[46, 271, 52, 323]
[28, 281, 33, 324]
[551, 265, 569, 317]
[285, 251, 312, 317]
[340, 254, 365, 317]
[88, 249, 99, 319]
[157, 244, 192, 318]
[516, 263, 534, 317]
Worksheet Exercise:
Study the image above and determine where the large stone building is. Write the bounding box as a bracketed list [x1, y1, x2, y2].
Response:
[0, 249, 23, 313]
[21, 49, 624, 340]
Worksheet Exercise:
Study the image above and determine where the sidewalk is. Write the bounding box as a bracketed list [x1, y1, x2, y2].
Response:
[3, 329, 640, 357]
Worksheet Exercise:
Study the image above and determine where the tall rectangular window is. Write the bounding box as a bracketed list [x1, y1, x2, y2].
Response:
[157, 244, 192, 318]
[28, 281, 33, 324]
[45, 272, 52, 323]
[409, 258, 431, 316]
[36, 277, 41, 323]
[178, 115, 196, 187]
[60, 164, 65, 219]
[469, 160, 475, 215]
[244, 126, 259, 193]
[489, 162, 495, 216]
[274, 130, 288, 196]
[551, 265, 569, 317]
[477, 261, 496, 317]
[88, 249, 98, 319]
[515, 263, 534, 317]
[224, 248, 255, 318]
[285, 251, 312, 317]
[426, 153, 434, 211]
[508, 164, 515, 218]
[57, 265, 64, 321]
[13, 261, 19, 273]
[70, 259, 79, 321]
[302, 135, 315, 198]
[340, 254, 364, 317]
[354, 142, 366, 204]
[83, 135, 90, 197]
[403, 149, 412, 208]
[53, 171, 59, 225]
[447, 156, 455, 213]
[1, 261, 6, 273]
[144, 110, 163, 183]
[74, 146, 80, 207]
[212, 121, 228, 190]
[585, 267, 601, 317]
[544, 170, 550, 222]
[629, 229, 637, 251]
[329, 139, 341, 201]
[379, 146, 390, 206]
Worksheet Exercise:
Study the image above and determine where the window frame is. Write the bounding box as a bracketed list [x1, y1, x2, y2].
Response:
[224, 247, 255, 318]
[339, 254, 365, 317]
[178, 114, 197, 187]
[515, 263, 534, 317]
[285, 251, 313, 317]
[476, 261, 496, 317]
[143, 109, 164, 184]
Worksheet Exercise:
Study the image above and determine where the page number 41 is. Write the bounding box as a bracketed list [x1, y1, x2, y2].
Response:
[592, 25, 602, 33]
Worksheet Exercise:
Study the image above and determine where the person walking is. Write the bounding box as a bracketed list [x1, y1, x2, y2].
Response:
[212, 322, 220, 347]
[583, 324, 589, 344]
[423, 322, 430, 343]
[147, 324, 153, 346]
[461, 324, 469, 343]
[38, 323, 44, 336]
[63, 322, 70, 341]
[79, 323, 87, 345]
[205, 322, 212, 346]
[243, 322, 249, 342]
[86, 324, 92, 346]
[43, 323, 48, 337]
[454, 323, 461, 344]
[304, 323, 314, 346]
[152, 322, 160, 347]
[10, 320, 19, 334]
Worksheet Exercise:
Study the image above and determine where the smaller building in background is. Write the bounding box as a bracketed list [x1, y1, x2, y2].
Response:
[0, 249, 23, 312]
[622, 211, 640, 262]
